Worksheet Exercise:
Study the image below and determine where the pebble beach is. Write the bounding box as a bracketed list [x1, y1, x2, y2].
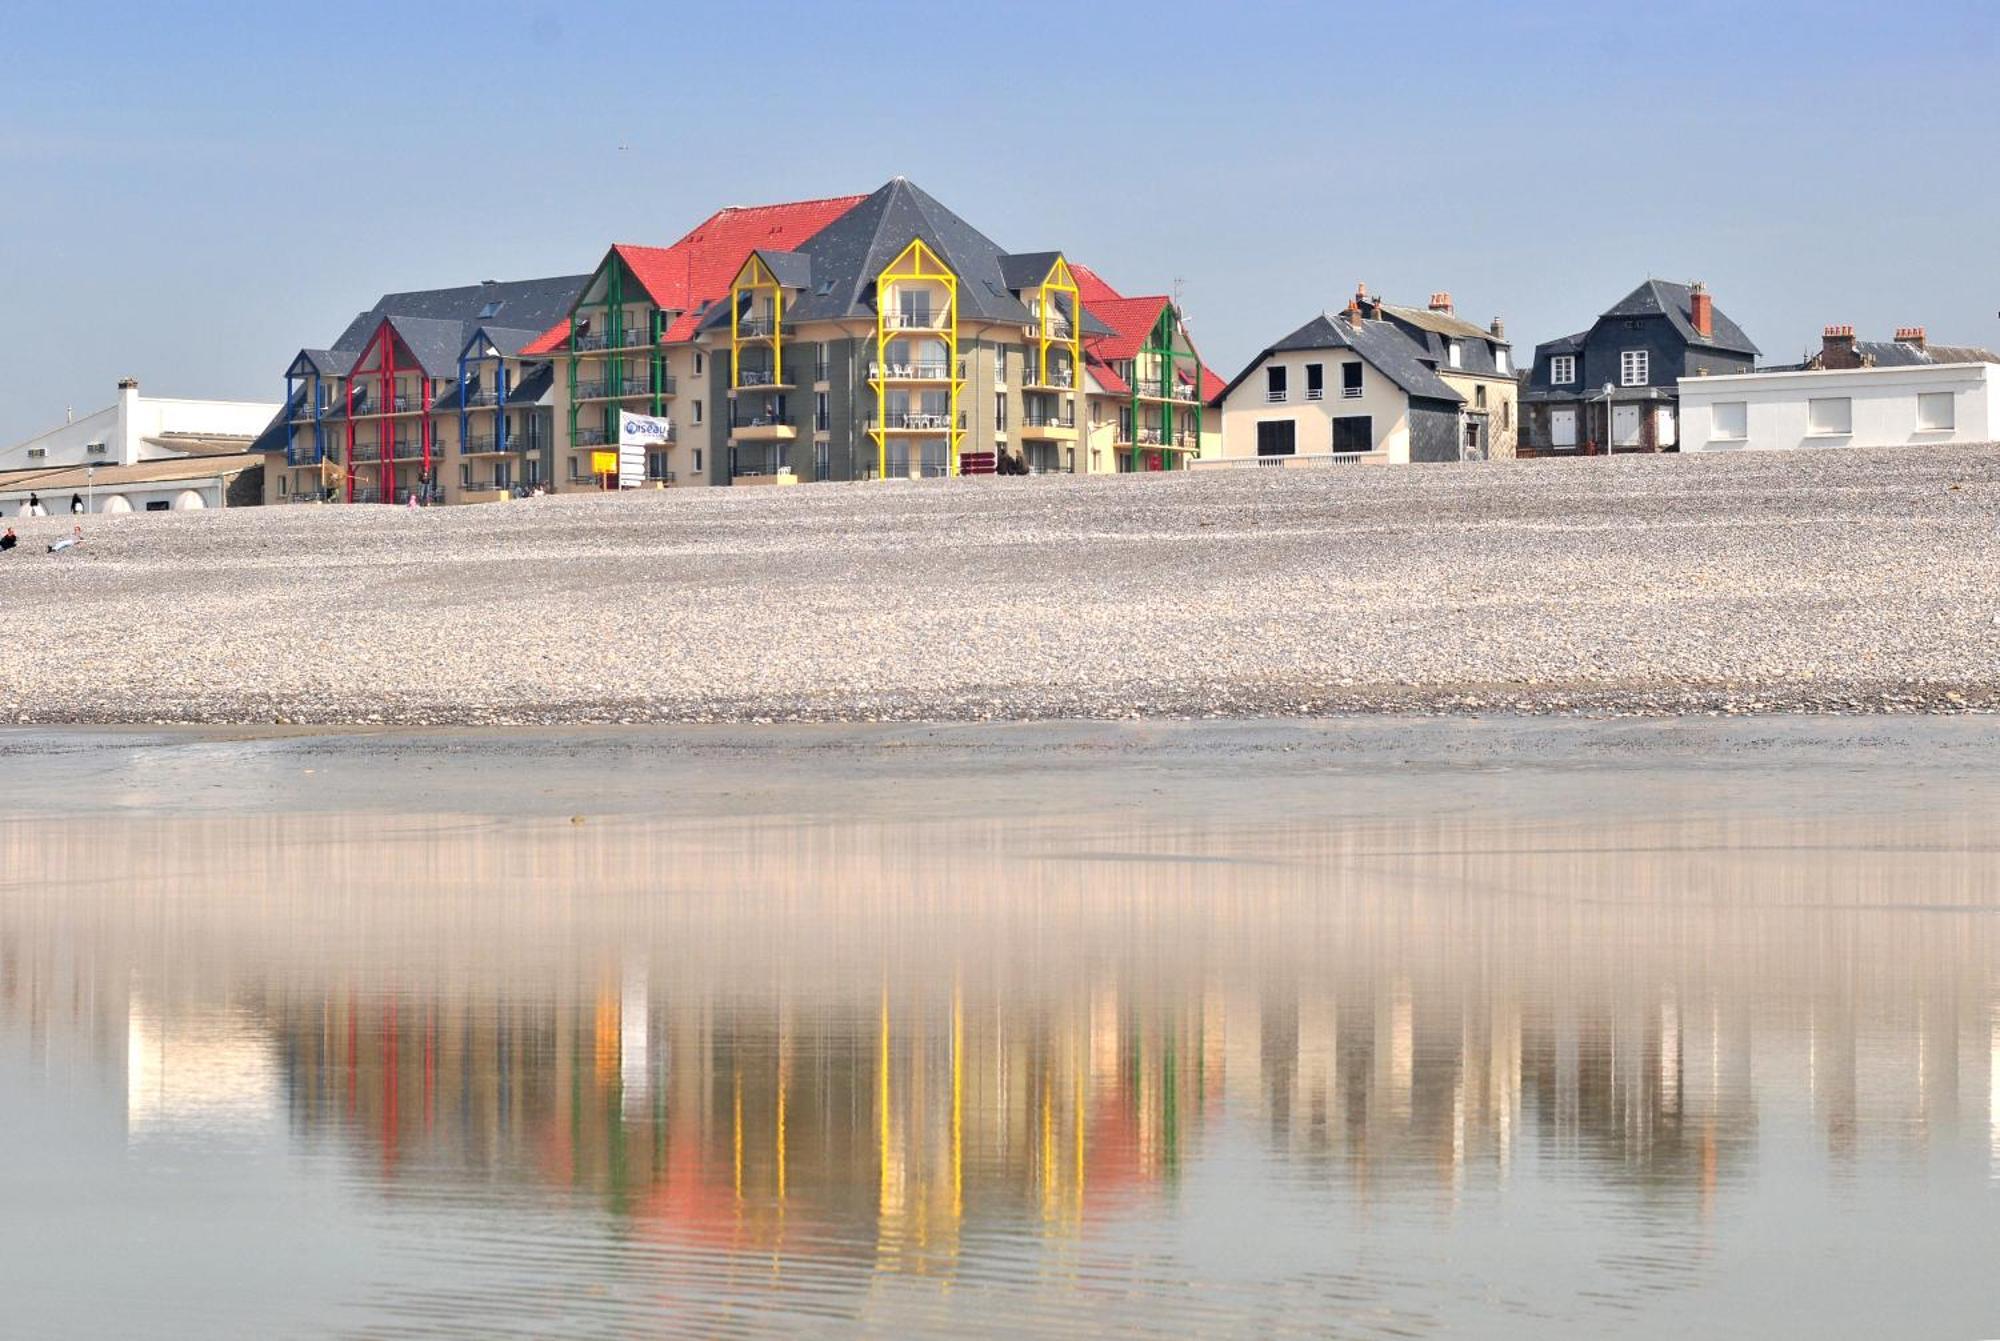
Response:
[3, 446, 1998, 725]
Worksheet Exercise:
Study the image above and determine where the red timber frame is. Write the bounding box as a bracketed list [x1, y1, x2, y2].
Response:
[346, 320, 436, 504]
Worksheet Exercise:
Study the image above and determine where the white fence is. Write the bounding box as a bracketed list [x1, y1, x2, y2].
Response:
[1189, 452, 1378, 470]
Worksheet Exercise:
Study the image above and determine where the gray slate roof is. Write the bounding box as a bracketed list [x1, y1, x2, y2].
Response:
[1220, 313, 1464, 405]
[328, 274, 588, 353]
[1603, 280, 1759, 356]
[288, 348, 356, 378]
[748, 249, 814, 290]
[779, 178, 1036, 326]
[999, 252, 1064, 289]
[460, 324, 551, 360]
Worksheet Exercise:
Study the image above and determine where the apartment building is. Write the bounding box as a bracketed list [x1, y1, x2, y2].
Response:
[258, 274, 586, 504]
[1073, 264, 1224, 474]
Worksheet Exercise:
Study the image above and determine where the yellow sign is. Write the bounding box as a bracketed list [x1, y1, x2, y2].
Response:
[590, 451, 618, 475]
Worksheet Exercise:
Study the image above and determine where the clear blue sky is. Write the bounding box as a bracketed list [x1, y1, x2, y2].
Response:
[2, 0, 1996, 440]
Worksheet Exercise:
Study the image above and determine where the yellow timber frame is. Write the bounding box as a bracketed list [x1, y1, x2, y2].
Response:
[1027, 256, 1082, 392]
[869, 239, 961, 479]
[728, 253, 788, 391]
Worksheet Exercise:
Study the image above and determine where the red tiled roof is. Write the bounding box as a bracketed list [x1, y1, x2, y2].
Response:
[1082, 287, 1226, 405]
[1084, 352, 1129, 396]
[1068, 262, 1123, 307]
[520, 193, 867, 355]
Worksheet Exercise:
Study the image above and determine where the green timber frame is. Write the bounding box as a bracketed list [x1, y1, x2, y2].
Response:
[565, 252, 671, 459]
[1125, 303, 1205, 472]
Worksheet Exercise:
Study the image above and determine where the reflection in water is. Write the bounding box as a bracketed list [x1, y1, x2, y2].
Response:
[5, 800, 2000, 1337]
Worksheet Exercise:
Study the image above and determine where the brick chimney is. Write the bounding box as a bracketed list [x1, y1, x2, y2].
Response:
[1489, 317, 1506, 342]
[1820, 323, 1859, 369]
[1428, 292, 1453, 315]
[1343, 297, 1364, 327]
[1895, 326, 1927, 350]
[1689, 281, 1713, 339]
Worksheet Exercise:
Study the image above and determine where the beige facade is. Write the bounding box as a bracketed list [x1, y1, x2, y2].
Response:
[1217, 348, 1417, 461]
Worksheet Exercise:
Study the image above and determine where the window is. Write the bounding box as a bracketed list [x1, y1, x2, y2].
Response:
[1620, 350, 1649, 387]
[648, 450, 669, 480]
[1917, 392, 1955, 432]
[694, 352, 705, 377]
[1305, 363, 1324, 401]
[1448, 341, 1463, 369]
[693, 448, 703, 474]
[994, 344, 1007, 381]
[692, 399, 703, 425]
[1256, 420, 1296, 456]
[815, 441, 830, 480]
[994, 392, 1007, 431]
[1266, 365, 1288, 403]
[1808, 397, 1852, 436]
[494, 461, 511, 489]
[1550, 354, 1576, 386]
[1711, 401, 1748, 441]
[478, 299, 502, 319]
[1475, 384, 1487, 408]
[1332, 416, 1372, 453]
[900, 290, 931, 327]
[1341, 362, 1364, 399]
[524, 457, 542, 487]
[815, 391, 830, 433]
[1495, 348, 1510, 375]
[276, 475, 288, 496]
[459, 463, 471, 487]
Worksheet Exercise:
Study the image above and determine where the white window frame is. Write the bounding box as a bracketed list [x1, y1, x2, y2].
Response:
[1711, 401, 1748, 441]
[1550, 354, 1576, 386]
[1619, 350, 1648, 387]
[1916, 391, 1955, 432]
[1448, 341, 1463, 369]
[1305, 362, 1324, 401]
[1807, 396, 1852, 436]
[1494, 348, 1510, 375]
[1265, 365, 1287, 403]
[1341, 362, 1364, 399]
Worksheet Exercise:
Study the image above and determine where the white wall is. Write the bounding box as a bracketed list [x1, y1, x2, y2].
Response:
[0, 478, 228, 518]
[0, 382, 279, 471]
[1679, 363, 2000, 453]
[1218, 349, 1412, 461]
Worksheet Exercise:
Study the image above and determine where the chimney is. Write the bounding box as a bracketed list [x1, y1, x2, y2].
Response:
[115, 376, 141, 465]
[1895, 326, 1927, 350]
[1489, 317, 1506, 342]
[1428, 291, 1453, 315]
[1820, 323, 1859, 370]
[1343, 298, 1363, 328]
[1689, 281, 1713, 338]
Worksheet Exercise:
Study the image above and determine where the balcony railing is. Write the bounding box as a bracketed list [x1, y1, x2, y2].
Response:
[574, 381, 609, 400]
[575, 428, 609, 447]
[868, 361, 951, 380]
[389, 438, 427, 459]
[870, 411, 957, 431]
[462, 389, 502, 408]
[733, 414, 795, 430]
[1190, 451, 1374, 470]
[735, 368, 787, 387]
[1136, 379, 1165, 398]
[290, 403, 321, 422]
[884, 310, 943, 330]
[735, 316, 787, 338]
[1172, 382, 1202, 402]
[1021, 366, 1075, 388]
[1021, 410, 1076, 429]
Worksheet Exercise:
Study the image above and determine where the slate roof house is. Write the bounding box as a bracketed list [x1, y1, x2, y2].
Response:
[1520, 280, 1758, 455]
[1212, 286, 1514, 465]
[258, 273, 588, 505]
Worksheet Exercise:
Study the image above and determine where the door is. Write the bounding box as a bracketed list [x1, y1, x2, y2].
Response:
[1551, 407, 1577, 448]
[1462, 417, 1486, 462]
[1611, 404, 1642, 448]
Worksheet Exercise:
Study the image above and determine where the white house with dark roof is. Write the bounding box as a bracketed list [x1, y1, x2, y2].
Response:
[1680, 325, 2000, 454]
[1521, 279, 1758, 455]
[1209, 286, 1511, 465]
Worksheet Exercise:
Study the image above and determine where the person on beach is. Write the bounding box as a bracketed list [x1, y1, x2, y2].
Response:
[47, 524, 81, 554]
[70, 493, 83, 515]
[27, 491, 43, 517]
[1, 527, 16, 551]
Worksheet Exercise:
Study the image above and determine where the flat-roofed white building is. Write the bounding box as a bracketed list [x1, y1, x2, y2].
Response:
[1680, 361, 2000, 454]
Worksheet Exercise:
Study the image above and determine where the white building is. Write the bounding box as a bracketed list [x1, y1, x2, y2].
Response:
[0, 378, 278, 516]
[1679, 362, 2000, 454]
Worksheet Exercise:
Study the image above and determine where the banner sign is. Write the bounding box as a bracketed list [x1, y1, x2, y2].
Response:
[617, 411, 672, 489]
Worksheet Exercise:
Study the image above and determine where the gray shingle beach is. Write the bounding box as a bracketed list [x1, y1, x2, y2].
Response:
[3, 446, 1998, 725]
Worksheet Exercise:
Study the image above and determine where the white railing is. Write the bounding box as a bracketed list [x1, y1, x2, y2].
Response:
[736, 368, 785, 387]
[869, 362, 951, 380]
[1190, 452, 1376, 470]
[885, 311, 943, 330]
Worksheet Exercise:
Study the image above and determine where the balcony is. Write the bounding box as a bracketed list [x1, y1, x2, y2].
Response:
[733, 368, 793, 391]
[1020, 366, 1075, 390]
[575, 427, 609, 447]
[731, 414, 796, 442]
[883, 310, 945, 331]
[350, 394, 417, 419]
[461, 389, 502, 408]
[735, 315, 788, 339]
[461, 435, 525, 456]
[870, 411, 958, 433]
[289, 402, 321, 422]
[868, 361, 952, 382]
[1018, 410, 1078, 441]
[388, 438, 428, 459]
[1172, 382, 1203, 402]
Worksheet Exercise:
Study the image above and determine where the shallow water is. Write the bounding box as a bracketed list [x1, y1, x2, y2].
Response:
[3, 721, 1998, 1338]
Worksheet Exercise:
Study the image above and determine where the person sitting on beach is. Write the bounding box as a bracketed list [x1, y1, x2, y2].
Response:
[27, 492, 43, 517]
[47, 524, 82, 554]
[0, 527, 16, 551]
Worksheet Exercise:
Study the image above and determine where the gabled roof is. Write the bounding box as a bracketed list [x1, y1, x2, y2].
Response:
[508, 363, 555, 406]
[745, 248, 813, 290]
[521, 194, 866, 353]
[1079, 288, 1229, 405]
[999, 251, 1065, 290]
[1535, 330, 1589, 357]
[1220, 313, 1464, 406]
[1602, 279, 1759, 355]
[1381, 303, 1505, 346]
[371, 315, 471, 378]
[1068, 262, 1122, 307]
[1847, 339, 2000, 367]
[329, 274, 589, 354]
[288, 348, 355, 378]
[779, 178, 1035, 325]
[460, 324, 550, 361]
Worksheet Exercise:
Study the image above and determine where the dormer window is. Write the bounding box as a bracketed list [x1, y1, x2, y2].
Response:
[1448, 341, 1463, 369]
[1495, 349, 1510, 375]
[478, 299, 502, 319]
[1550, 354, 1576, 386]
